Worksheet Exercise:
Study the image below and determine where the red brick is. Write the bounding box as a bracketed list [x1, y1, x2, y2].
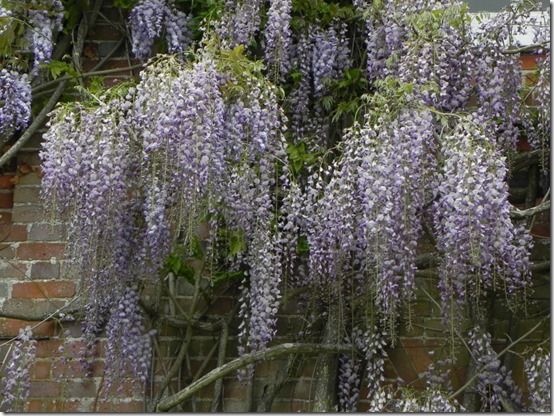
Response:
[0, 243, 16, 259]
[0, 223, 28, 241]
[0, 175, 15, 189]
[96, 401, 145, 412]
[0, 318, 56, 337]
[31, 361, 51, 379]
[52, 359, 104, 378]
[520, 54, 545, 70]
[11, 205, 46, 223]
[30, 262, 61, 279]
[13, 186, 41, 203]
[64, 379, 98, 397]
[17, 243, 65, 260]
[0, 261, 27, 278]
[12, 281, 75, 298]
[35, 340, 63, 358]
[28, 223, 65, 241]
[0, 191, 13, 208]
[0, 211, 12, 223]
[17, 171, 41, 185]
[29, 381, 62, 397]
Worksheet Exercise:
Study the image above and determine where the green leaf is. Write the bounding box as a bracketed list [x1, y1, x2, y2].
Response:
[296, 235, 310, 255]
[44, 60, 77, 79]
[229, 229, 245, 257]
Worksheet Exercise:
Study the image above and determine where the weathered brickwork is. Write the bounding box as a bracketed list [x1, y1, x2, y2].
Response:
[0, 2, 549, 412]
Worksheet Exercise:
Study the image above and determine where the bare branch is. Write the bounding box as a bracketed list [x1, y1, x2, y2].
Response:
[510, 200, 550, 219]
[448, 316, 549, 401]
[156, 343, 354, 411]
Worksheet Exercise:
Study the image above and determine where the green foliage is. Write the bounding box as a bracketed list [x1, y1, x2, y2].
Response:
[291, 0, 355, 28]
[164, 252, 196, 285]
[44, 59, 77, 79]
[286, 140, 319, 175]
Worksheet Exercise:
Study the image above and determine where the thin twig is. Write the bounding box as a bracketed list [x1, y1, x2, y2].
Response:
[447, 316, 549, 401]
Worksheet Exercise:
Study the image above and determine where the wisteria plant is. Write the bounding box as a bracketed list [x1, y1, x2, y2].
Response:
[0, 0, 550, 413]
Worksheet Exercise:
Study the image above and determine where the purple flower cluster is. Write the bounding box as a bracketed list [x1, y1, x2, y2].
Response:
[337, 328, 365, 412]
[263, 0, 292, 77]
[524, 348, 551, 412]
[0, 69, 31, 135]
[217, 0, 263, 47]
[104, 288, 154, 390]
[25, 0, 64, 69]
[41, 52, 289, 365]
[0, 327, 37, 412]
[129, 0, 192, 60]
[392, 388, 461, 412]
[288, 22, 351, 145]
[301, 107, 435, 321]
[433, 120, 532, 321]
[468, 326, 523, 411]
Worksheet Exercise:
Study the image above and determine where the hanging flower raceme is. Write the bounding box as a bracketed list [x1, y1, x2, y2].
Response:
[217, 0, 263, 47]
[24, 0, 64, 69]
[433, 119, 532, 321]
[0, 69, 31, 135]
[129, 0, 192, 60]
[287, 22, 351, 146]
[104, 288, 155, 391]
[0, 327, 37, 412]
[263, 0, 292, 77]
[524, 348, 551, 412]
[468, 326, 523, 411]
[41, 50, 289, 367]
[301, 104, 435, 324]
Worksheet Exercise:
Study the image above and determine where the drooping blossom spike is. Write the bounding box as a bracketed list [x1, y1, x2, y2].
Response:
[0, 327, 37, 412]
[264, 0, 292, 77]
[104, 288, 154, 391]
[0, 69, 31, 135]
[129, 0, 167, 59]
[433, 119, 532, 322]
[524, 348, 551, 412]
[468, 326, 523, 411]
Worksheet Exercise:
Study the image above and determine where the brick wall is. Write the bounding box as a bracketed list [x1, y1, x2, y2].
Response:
[0, 3, 550, 412]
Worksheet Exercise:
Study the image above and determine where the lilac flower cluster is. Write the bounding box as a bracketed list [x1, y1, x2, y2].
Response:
[362, 327, 388, 409]
[433, 120, 532, 321]
[301, 107, 435, 321]
[263, 0, 292, 77]
[25, 0, 64, 69]
[0, 327, 37, 412]
[129, 0, 192, 60]
[468, 326, 523, 411]
[104, 288, 154, 391]
[392, 388, 461, 412]
[217, 0, 263, 47]
[473, 44, 522, 149]
[288, 22, 351, 145]
[337, 328, 365, 412]
[0, 69, 31, 135]
[41, 52, 289, 367]
[524, 348, 551, 412]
